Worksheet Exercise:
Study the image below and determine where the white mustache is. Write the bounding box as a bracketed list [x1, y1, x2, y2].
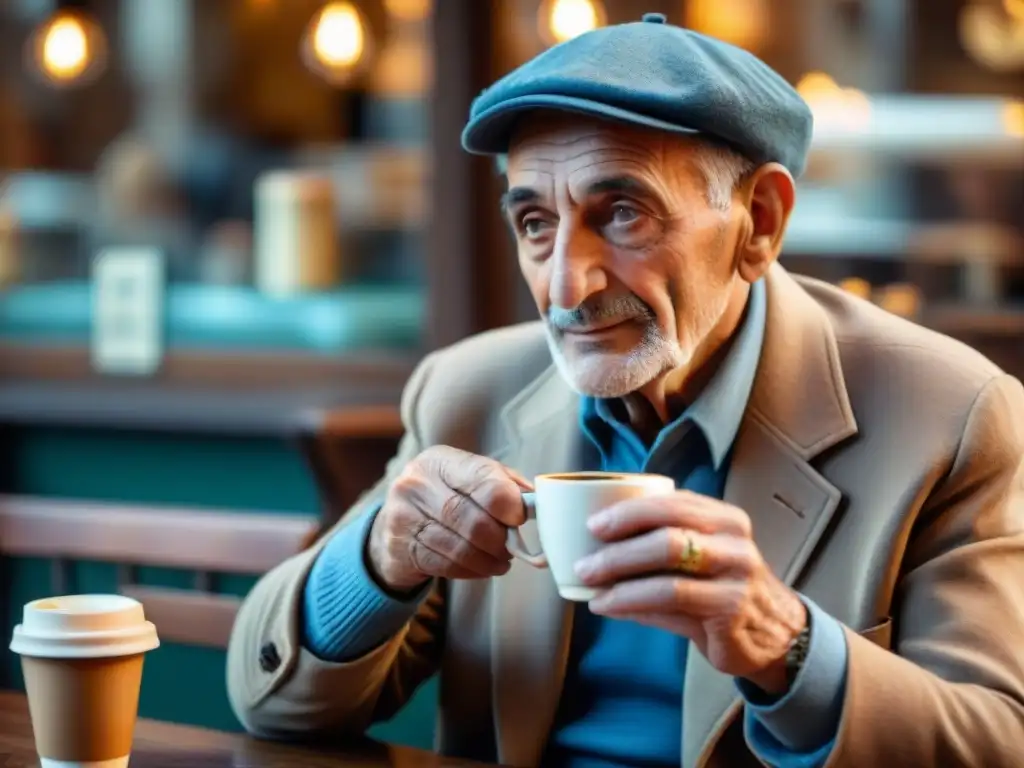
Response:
[548, 296, 653, 332]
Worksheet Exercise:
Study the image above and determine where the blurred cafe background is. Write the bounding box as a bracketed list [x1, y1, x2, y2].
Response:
[0, 0, 1021, 751]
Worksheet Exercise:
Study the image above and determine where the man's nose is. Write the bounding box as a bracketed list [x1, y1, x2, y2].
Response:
[548, 226, 608, 310]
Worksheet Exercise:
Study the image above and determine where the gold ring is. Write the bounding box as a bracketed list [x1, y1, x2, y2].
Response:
[678, 534, 704, 575]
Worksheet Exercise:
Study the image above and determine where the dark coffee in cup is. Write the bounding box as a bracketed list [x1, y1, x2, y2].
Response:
[543, 472, 630, 482]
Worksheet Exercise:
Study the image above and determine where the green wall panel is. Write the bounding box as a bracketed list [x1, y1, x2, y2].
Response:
[2, 427, 437, 750]
[11, 428, 321, 511]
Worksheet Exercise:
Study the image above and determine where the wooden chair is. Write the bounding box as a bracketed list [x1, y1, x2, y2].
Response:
[0, 495, 319, 653]
[292, 405, 403, 528]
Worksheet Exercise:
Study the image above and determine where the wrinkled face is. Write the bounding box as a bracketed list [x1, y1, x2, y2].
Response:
[504, 116, 746, 398]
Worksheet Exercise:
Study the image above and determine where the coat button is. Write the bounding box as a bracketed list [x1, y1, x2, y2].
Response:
[258, 641, 281, 673]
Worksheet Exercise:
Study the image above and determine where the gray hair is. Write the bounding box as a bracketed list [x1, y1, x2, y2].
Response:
[692, 141, 757, 210]
[494, 139, 755, 211]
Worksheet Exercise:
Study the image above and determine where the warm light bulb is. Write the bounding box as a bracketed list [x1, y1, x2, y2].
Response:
[959, 2, 1024, 72]
[1005, 0, 1024, 25]
[314, 2, 364, 67]
[540, 0, 606, 45]
[795, 71, 840, 100]
[383, 0, 431, 22]
[685, 0, 769, 51]
[877, 284, 921, 319]
[797, 74, 872, 133]
[838, 277, 872, 300]
[44, 17, 89, 79]
[1004, 100, 1024, 137]
[28, 10, 106, 87]
[302, 1, 371, 84]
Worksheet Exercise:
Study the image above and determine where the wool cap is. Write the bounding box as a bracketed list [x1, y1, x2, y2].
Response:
[462, 12, 814, 176]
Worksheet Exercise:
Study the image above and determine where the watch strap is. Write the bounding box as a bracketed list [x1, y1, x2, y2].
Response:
[784, 615, 812, 687]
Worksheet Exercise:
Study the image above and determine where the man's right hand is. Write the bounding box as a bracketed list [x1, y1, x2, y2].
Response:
[367, 446, 533, 593]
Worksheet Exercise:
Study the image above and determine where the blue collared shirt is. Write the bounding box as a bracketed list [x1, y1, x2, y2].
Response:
[300, 279, 848, 766]
[547, 279, 846, 767]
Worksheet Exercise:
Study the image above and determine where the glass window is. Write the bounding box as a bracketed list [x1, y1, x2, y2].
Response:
[0, 0, 430, 355]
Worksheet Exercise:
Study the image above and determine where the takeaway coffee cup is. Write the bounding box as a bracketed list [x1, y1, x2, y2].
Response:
[506, 471, 676, 601]
[9, 594, 160, 768]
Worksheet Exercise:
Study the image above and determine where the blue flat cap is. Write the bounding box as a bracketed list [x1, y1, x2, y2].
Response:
[462, 12, 814, 177]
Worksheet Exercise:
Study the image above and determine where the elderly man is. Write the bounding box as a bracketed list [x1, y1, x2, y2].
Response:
[227, 13, 1024, 768]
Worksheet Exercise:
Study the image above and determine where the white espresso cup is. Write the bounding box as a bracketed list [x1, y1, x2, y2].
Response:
[506, 471, 676, 601]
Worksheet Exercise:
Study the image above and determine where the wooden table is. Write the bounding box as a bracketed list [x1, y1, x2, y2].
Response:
[0, 692, 499, 767]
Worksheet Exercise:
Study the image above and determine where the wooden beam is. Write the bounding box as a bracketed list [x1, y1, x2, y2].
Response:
[0, 496, 319, 575]
[426, 0, 518, 349]
[0, 343, 417, 388]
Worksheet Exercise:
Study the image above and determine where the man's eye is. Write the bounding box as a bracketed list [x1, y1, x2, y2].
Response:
[611, 204, 640, 225]
[522, 217, 549, 237]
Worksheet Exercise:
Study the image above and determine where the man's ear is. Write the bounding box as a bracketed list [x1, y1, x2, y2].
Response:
[735, 163, 796, 283]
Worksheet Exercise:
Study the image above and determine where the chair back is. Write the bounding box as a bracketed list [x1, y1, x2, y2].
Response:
[0, 495, 319, 649]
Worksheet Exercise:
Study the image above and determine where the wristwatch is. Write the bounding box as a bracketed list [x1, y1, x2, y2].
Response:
[784, 613, 812, 688]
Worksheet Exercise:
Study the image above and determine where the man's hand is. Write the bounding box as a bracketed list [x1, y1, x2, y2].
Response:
[368, 446, 532, 593]
[574, 490, 807, 694]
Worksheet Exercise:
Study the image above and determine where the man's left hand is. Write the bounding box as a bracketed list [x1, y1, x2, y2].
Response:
[575, 490, 807, 695]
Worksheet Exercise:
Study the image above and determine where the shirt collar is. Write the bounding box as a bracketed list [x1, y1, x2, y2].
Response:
[581, 278, 766, 469]
[687, 277, 766, 467]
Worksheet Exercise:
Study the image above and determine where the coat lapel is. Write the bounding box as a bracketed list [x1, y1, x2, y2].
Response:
[483, 266, 860, 768]
[683, 266, 858, 768]
[491, 367, 582, 767]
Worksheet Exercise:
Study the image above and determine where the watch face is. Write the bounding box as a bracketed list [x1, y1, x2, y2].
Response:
[785, 626, 812, 685]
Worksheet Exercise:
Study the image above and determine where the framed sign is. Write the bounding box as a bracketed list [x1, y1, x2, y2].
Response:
[91, 247, 165, 375]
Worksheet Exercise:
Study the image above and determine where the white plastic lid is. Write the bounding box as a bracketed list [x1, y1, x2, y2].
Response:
[9, 594, 160, 659]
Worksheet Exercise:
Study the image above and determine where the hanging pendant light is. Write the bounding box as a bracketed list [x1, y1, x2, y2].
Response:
[26, 4, 108, 88]
[301, 1, 374, 86]
[1005, 0, 1024, 24]
[684, 0, 769, 52]
[959, 0, 1024, 72]
[538, 0, 607, 47]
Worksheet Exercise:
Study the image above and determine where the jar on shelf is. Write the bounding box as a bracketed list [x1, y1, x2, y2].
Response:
[253, 171, 341, 296]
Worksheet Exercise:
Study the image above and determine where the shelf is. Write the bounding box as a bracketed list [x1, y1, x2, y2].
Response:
[783, 219, 1023, 262]
[807, 95, 1024, 167]
[922, 304, 1024, 336]
[0, 281, 425, 352]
